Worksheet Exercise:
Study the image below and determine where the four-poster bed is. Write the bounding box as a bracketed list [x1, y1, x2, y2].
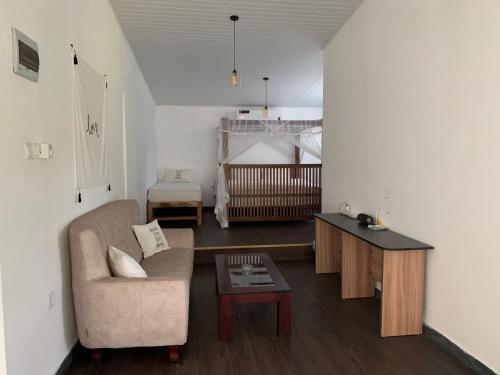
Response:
[215, 118, 322, 228]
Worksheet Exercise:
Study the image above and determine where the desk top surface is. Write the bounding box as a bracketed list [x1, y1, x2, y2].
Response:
[315, 213, 433, 251]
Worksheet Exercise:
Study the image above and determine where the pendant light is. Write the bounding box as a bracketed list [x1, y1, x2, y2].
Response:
[262, 77, 270, 118]
[229, 15, 241, 88]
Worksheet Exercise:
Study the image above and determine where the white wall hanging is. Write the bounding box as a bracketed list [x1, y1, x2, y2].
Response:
[71, 45, 109, 202]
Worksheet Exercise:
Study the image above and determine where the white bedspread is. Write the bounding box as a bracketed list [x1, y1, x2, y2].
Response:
[148, 182, 202, 203]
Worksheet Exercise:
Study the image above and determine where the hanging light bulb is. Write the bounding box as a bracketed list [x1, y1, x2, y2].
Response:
[229, 70, 240, 88]
[262, 77, 270, 118]
[229, 15, 241, 88]
[262, 106, 270, 119]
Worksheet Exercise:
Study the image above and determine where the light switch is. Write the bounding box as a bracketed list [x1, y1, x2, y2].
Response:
[25, 142, 53, 159]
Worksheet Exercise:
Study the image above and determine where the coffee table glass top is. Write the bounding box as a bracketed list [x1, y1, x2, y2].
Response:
[216, 253, 291, 295]
[227, 254, 274, 288]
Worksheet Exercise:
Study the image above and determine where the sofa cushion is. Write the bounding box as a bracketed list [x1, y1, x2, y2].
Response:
[140, 248, 194, 279]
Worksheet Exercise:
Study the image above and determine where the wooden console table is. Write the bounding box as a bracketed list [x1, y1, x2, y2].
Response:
[315, 213, 433, 337]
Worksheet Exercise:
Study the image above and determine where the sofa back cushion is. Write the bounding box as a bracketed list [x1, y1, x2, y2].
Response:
[69, 200, 143, 282]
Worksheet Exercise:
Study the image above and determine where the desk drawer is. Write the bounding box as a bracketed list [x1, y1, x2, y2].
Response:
[370, 246, 383, 282]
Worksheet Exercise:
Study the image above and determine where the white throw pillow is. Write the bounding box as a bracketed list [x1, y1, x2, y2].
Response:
[108, 246, 147, 278]
[163, 168, 196, 183]
[132, 219, 170, 258]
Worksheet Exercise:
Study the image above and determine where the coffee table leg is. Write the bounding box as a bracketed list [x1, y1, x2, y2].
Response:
[219, 295, 233, 340]
[278, 292, 292, 337]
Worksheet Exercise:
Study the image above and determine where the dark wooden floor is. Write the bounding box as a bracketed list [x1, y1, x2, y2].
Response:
[161, 209, 315, 249]
[66, 260, 474, 375]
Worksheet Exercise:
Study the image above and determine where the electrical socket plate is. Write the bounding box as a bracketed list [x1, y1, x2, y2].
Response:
[48, 291, 55, 309]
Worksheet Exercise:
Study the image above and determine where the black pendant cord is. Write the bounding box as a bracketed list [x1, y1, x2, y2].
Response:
[233, 19, 236, 72]
[265, 80, 268, 108]
[230, 15, 238, 74]
[263, 77, 269, 108]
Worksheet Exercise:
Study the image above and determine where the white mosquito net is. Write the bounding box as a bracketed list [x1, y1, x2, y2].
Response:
[215, 118, 322, 228]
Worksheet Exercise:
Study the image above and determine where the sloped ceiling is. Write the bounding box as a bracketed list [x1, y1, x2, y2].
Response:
[110, 0, 362, 107]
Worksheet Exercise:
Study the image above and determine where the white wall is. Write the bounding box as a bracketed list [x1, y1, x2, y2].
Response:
[156, 106, 322, 206]
[323, 0, 500, 372]
[0, 269, 6, 375]
[0, 1, 156, 374]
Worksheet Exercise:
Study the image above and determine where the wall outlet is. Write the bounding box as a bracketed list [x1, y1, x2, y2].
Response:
[384, 187, 391, 200]
[48, 291, 55, 309]
[384, 188, 391, 216]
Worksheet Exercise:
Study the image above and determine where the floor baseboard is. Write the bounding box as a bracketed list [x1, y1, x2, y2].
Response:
[194, 246, 314, 264]
[194, 242, 312, 251]
[372, 288, 494, 374]
[423, 325, 495, 375]
[55, 342, 80, 375]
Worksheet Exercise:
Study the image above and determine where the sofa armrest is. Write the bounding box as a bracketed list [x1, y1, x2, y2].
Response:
[82, 276, 190, 348]
[163, 228, 194, 250]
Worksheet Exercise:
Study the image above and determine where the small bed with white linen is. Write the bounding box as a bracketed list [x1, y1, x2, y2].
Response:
[147, 168, 203, 226]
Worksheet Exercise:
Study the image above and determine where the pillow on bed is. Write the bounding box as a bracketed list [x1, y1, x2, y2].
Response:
[132, 219, 171, 258]
[163, 168, 196, 183]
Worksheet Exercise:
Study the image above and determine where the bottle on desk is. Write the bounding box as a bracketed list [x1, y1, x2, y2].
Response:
[375, 207, 383, 225]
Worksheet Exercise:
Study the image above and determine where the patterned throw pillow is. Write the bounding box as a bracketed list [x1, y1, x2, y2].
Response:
[132, 219, 170, 258]
[163, 168, 196, 182]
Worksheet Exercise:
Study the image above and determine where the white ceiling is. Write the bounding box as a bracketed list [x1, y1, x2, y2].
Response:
[110, 0, 362, 107]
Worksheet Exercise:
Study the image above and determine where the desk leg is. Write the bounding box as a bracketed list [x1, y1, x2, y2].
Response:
[315, 218, 338, 274]
[381, 250, 425, 337]
[341, 232, 374, 299]
[219, 295, 233, 340]
[277, 292, 292, 337]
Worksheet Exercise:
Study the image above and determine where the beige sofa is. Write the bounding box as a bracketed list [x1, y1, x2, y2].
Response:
[69, 199, 194, 362]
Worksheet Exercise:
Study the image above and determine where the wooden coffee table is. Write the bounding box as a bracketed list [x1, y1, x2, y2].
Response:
[215, 253, 292, 340]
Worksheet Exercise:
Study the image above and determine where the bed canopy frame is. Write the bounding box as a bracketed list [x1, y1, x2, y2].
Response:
[215, 117, 323, 228]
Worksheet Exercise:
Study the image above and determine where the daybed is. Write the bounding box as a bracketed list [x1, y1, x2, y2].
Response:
[69, 199, 194, 362]
[147, 179, 203, 226]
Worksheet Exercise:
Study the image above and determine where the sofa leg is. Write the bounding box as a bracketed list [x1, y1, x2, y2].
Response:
[167, 346, 180, 363]
[90, 349, 102, 364]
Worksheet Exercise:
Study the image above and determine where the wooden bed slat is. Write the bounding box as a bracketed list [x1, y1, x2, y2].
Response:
[224, 163, 321, 222]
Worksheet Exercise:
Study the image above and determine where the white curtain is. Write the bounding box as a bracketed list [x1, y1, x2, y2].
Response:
[299, 126, 322, 162]
[214, 119, 322, 228]
[215, 131, 269, 227]
[73, 52, 108, 197]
